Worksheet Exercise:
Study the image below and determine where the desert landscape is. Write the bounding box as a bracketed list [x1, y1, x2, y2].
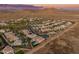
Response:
[0, 4, 79, 54]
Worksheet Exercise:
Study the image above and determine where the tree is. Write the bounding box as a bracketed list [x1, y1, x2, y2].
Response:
[15, 50, 24, 54]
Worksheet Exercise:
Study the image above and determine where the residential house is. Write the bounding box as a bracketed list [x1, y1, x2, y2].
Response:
[32, 36, 45, 43]
[2, 46, 14, 54]
[0, 23, 7, 26]
[0, 29, 5, 33]
[22, 30, 37, 38]
[4, 32, 22, 46]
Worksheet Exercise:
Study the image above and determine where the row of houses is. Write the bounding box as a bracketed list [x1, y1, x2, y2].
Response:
[2, 30, 45, 47]
[0, 29, 46, 54]
[22, 29, 46, 46]
[29, 20, 73, 36]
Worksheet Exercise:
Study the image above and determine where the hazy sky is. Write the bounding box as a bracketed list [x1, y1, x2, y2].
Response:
[33, 4, 79, 8]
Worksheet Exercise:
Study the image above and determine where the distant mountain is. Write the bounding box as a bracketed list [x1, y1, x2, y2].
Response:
[0, 4, 79, 15]
[0, 4, 43, 10]
[0, 4, 79, 11]
[61, 8, 79, 11]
